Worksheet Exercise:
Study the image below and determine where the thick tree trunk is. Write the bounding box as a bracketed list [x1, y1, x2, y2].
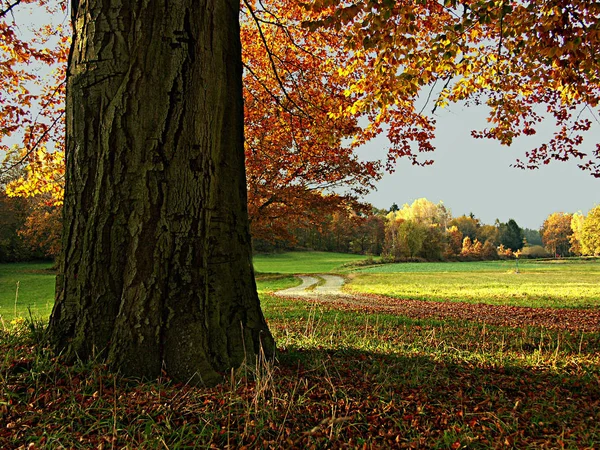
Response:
[47, 0, 274, 385]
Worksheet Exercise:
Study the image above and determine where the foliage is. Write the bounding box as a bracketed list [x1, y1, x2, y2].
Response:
[17, 199, 61, 259]
[0, 192, 34, 263]
[4, 0, 600, 241]
[289, 210, 385, 255]
[476, 224, 499, 246]
[581, 205, 600, 256]
[0, 0, 67, 205]
[498, 219, 525, 251]
[570, 212, 585, 255]
[522, 228, 543, 247]
[540, 212, 573, 257]
[449, 215, 480, 242]
[303, 0, 600, 176]
[445, 225, 463, 257]
[383, 199, 452, 260]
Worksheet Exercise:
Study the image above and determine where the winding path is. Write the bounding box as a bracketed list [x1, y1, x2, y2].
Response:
[275, 274, 347, 297]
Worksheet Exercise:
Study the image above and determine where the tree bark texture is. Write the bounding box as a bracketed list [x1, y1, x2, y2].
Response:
[47, 0, 274, 385]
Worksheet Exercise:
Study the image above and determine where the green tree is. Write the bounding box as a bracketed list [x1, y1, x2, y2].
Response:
[581, 206, 600, 256]
[522, 228, 543, 247]
[498, 219, 524, 251]
[47, 0, 274, 385]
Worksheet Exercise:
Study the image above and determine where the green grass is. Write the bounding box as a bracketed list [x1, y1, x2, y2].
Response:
[0, 262, 55, 321]
[2, 287, 599, 448]
[253, 251, 370, 273]
[347, 259, 600, 309]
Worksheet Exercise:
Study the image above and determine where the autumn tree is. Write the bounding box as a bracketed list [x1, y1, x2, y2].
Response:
[476, 224, 499, 246]
[541, 212, 573, 257]
[445, 225, 463, 257]
[570, 212, 585, 255]
[450, 215, 480, 242]
[44, 0, 274, 384]
[580, 206, 600, 256]
[302, 0, 600, 176]
[241, 0, 380, 242]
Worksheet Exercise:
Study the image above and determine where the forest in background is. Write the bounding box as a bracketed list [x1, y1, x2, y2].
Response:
[2, 188, 599, 263]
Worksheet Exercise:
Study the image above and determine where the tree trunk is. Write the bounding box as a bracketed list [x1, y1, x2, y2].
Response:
[47, 0, 274, 385]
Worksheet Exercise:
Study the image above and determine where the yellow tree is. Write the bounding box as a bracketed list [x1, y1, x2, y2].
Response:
[570, 212, 585, 255]
[581, 206, 600, 256]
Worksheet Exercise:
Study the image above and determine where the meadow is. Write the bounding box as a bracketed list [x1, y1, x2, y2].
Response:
[1, 254, 600, 448]
[0, 262, 55, 321]
[253, 250, 369, 274]
[348, 259, 600, 309]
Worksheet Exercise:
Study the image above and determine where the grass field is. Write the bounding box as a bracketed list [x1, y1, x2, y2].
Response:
[1, 255, 600, 447]
[2, 280, 599, 447]
[0, 262, 55, 321]
[348, 259, 600, 309]
[253, 251, 370, 273]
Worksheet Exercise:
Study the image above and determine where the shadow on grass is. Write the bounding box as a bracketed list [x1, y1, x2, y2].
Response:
[1, 321, 599, 449]
[271, 345, 600, 448]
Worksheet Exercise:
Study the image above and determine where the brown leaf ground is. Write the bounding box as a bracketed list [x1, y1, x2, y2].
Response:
[282, 291, 600, 332]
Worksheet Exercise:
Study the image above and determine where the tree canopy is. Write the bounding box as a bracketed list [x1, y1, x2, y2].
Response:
[2, 0, 600, 244]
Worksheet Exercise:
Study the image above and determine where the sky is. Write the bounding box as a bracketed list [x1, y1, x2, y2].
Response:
[358, 104, 600, 230]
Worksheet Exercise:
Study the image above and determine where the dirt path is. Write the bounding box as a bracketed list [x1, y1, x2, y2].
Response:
[273, 275, 600, 331]
[276, 274, 347, 297]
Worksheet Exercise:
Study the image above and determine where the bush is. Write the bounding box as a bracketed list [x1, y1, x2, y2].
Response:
[519, 245, 550, 259]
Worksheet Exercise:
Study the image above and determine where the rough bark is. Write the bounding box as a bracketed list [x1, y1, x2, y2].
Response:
[47, 0, 274, 385]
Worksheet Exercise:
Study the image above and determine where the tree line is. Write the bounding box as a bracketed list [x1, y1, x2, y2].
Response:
[254, 198, 600, 261]
[3, 192, 599, 263]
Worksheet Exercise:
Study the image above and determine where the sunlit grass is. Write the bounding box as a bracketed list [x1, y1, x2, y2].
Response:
[347, 259, 600, 309]
[0, 262, 55, 321]
[253, 251, 370, 273]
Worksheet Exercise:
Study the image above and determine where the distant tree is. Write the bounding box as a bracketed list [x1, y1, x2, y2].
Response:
[389, 203, 399, 213]
[581, 206, 600, 256]
[383, 219, 428, 259]
[498, 219, 524, 251]
[446, 225, 463, 257]
[570, 212, 585, 255]
[476, 224, 499, 246]
[522, 228, 543, 247]
[19, 198, 62, 259]
[0, 192, 35, 262]
[540, 212, 573, 257]
[393, 198, 451, 227]
[450, 215, 479, 241]
[420, 225, 444, 261]
[481, 240, 499, 260]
